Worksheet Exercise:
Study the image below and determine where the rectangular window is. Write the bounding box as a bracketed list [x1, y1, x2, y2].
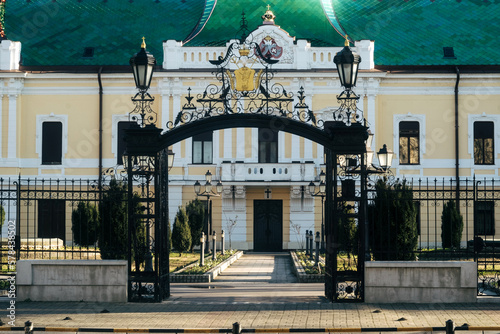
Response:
[117, 121, 136, 165]
[42, 122, 63, 165]
[38, 199, 66, 243]
[475, 201, 495, 236]
[258, 128, 278, 163]
[474, 121, 494, 165]
[192, 132, 213, 164]
[399, 121, 419, 165]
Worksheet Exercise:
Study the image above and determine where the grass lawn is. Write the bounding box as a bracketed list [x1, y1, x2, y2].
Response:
[169, 252, 202, 272]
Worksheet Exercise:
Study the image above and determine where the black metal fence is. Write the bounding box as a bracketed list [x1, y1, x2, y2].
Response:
[1, 175, 499, 296]
[0, 176, 132, 270]
[367, 176, 500, 296]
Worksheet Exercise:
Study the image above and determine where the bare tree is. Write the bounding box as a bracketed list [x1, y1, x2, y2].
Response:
[224, 215, 238, 250]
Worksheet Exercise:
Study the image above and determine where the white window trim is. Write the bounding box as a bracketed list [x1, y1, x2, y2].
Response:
[393, 113, 426, 168]
[468, 113, 500, 168]
[36, 114, 68, 166]
[111, 114, 132, 160]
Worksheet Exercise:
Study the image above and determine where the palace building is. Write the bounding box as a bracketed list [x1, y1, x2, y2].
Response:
[1, 0, 500, 250]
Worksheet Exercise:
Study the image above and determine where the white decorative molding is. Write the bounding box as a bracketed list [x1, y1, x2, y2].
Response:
[0, 40, 21, 70]
[222, 185, 246, 212]
[247, 24, 295, 65]
[467, 113, 500, 171]
[355, 40, 375, 70]
[7, 79, 24, 160]
[393, 113, 426, 168]
[35, 114, 69, 166]
[111, 114, 131, 160]
[290, 186, 313, 212]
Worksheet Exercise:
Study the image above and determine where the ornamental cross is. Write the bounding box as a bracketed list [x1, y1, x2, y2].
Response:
[265, 188, 272, 199]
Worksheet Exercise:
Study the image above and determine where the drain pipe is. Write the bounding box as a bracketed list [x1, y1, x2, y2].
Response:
[98, 67, 103, 190]
[454, 66, 460, 210]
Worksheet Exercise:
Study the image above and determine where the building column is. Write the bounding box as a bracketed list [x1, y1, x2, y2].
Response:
[237, 128, 246, 161]
[7, 79, 23, 162]
[172, 89, 183, 166]
[159, 78, 171, 133]
[364, 78, 380, 151]
[7, 94, 18, 160]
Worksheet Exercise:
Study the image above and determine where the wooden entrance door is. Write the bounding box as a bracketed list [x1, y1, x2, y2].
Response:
[253, 200, 283, 251]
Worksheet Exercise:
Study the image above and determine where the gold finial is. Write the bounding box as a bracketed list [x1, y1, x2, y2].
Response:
[262, 4, 276, 24]
[344, 35, 349, 47]
[141, 36, 146, 49]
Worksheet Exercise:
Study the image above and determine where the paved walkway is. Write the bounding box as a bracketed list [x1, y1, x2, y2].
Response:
[7, 253, 500, 331]
[214, 252, 297, 283]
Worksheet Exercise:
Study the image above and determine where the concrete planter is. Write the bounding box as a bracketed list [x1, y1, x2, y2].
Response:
[365, 261, 477, 303]
[17, 260, 127, 302]
[290, 251, 324, 283]
[171, 250, 243, 283]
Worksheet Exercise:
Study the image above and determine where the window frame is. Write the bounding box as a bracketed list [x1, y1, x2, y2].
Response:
[258, 128, 278, 163]
[192, 131, 213, 164]
[473, 121, 494, 165]
[36, 115, 68, 167]
[41, 121, 63, 165]
[117, 121, 136, 165]
[399, 121, 420, 165]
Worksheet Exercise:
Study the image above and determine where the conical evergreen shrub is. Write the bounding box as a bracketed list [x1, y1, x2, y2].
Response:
[441, 200, 463, 249]
[172, 207, 192, 255]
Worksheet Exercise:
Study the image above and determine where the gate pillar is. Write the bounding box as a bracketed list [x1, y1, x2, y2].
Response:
[125, 124, 167, 302]
[324, 121, 368, 302]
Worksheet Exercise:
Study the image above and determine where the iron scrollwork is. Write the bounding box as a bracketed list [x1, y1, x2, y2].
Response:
[166, 33, 321, 130]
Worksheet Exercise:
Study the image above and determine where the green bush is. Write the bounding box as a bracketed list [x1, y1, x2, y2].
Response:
[337, 204, 358, 254]
[370, 178, 418, 261]
[441, 200, 463, 249]
[71, 201, 99, 246]
[172, 207, 192, 255]
[185, 199, 205, 252]
[99, 179, 145, 262]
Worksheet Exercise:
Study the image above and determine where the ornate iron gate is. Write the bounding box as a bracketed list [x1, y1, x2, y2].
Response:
[324, 122, 368, 302]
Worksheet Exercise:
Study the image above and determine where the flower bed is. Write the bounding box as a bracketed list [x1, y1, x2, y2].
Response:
[170, 250, 243, 283]
[290, 251, 324, 283]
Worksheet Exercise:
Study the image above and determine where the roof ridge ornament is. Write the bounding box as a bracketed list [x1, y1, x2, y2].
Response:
[262, 4, 276, 25]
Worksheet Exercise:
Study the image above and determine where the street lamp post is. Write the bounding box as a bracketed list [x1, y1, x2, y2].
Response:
[309, 170, 326, 252]
[129, 37, 157, 128]
[194, 170, 223, 253]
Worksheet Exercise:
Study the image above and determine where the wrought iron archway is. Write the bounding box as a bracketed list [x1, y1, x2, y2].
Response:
[124, 13, 369, 302]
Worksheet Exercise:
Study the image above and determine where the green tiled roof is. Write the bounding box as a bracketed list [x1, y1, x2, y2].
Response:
[332, 0, 500, 66]
[184, 0, 346, 47]
[4, 0, 500, 67]
[5, 0, 205, 66]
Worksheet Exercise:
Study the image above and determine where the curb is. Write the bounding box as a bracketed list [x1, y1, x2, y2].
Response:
[171, 251, 243, 283]
[7, 325, 500, 333]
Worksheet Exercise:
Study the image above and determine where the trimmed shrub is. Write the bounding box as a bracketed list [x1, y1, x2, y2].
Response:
[172, 207, 192, 255]
[370, 178, 418, 261]
[337, 204, 358, 255]
[71, 201, 99, 246]
[99, 179, 145, 262]
[441, 200, 464, 249]
[185, 199, 205, 252]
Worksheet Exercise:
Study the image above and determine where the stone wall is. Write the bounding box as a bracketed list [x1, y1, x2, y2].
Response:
[18, 260, 127, 302]
[365, 261, 477, 303]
